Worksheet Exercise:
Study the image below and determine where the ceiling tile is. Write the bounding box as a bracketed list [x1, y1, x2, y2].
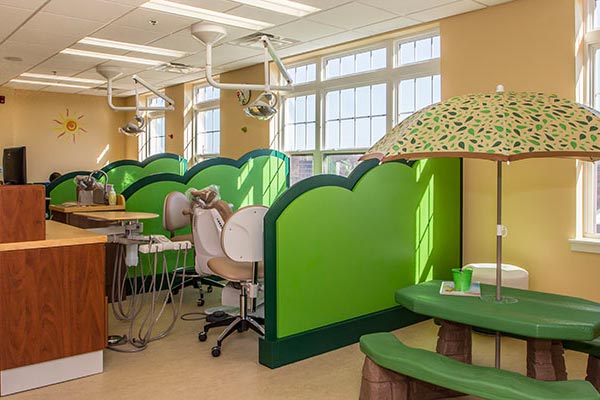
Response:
[313, 31, 365, 48]
[34, 53, 105, 72]
[292, 0, 352, 11]
[173, 52, 206, 67]
[148, 30, 203, 53]
[9, 28, 80, 51]
[226, 5, 297, 26]
[265, 19, 344, 42]
[92, 24, 167, 44]
[408, 0, 486, 21]
[0, 6, 34, 42]
[357, 0, 457, 16]
[0, 0, 46, 10]
[474, 0, 513, 5]
[111, 7, 199, 34]
[354, 16, 420, 35]
[22, 11, 105, 38]
[0, 40, 54, 65]
[211, 44, 262, 66]
[308, 2, 395, 30]
[43, 0, 135, 23]
[103, 0, 148, 6]
[173, 0, 241, 13]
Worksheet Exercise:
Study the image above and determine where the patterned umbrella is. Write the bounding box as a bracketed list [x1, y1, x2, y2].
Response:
[363, 88, 600, 367]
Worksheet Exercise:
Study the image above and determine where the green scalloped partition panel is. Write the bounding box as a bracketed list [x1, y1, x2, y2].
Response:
[125, 154, 288, 240]
[46, 153, 186, 205]
[264, 158, 461, 341]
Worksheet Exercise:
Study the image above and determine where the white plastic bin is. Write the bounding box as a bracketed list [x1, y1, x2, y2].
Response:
[465, 263, 529, 290]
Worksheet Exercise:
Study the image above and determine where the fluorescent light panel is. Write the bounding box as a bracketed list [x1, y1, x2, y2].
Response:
[10, 79, 92, 89]
[79, 37, 187, 58]
[60, 48, 164, 66]
[230, 0, 320, 16]
[140, 0, 273, 31]
[20, 73, 105, 85]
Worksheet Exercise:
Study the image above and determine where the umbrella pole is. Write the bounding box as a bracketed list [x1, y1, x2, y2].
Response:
[495, 160, 503, 368]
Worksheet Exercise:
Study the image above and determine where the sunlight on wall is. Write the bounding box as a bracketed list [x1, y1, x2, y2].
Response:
[415, 173, 435, 283]
[96, 144, 110, 165]
[262, 158, 286, 205]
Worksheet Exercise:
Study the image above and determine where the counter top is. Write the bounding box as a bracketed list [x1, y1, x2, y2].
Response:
[73, 211, 159, 221]
[49, 203, 125, 213]
[0, 220, 107, 252]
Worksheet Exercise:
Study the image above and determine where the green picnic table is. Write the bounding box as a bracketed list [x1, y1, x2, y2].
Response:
[395, 280, 600, 382]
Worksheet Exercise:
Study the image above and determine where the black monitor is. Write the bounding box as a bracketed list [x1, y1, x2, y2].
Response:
[2, 146, 27, 185]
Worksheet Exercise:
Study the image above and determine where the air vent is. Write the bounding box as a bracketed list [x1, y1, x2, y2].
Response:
[229, 33, 300, 50]
[155, 62, 203, 74]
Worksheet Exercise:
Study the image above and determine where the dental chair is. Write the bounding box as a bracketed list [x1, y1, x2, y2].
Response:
[163, 191, 218, 306]
[197, 205, 268, 357]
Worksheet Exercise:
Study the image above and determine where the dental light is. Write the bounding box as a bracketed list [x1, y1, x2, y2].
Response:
[97, 65, 175, 136]
[190, 23, 293, 120]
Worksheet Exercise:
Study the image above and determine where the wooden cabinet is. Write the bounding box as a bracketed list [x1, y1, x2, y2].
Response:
[0, 185, 45, 243]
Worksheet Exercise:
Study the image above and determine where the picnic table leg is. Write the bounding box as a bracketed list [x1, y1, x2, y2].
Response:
[585, 355, 600, 391]
[526, 338, 567, 381]
[436, 320, 472, 364]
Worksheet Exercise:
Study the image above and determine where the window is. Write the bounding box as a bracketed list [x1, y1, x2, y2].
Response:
[138, 97, 165, 161]
[575, 1, 600, 250]
[186, 84, 220, 162]
[280, 31, 441, 185]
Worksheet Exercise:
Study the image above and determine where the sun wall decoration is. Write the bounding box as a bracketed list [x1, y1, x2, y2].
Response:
[54, 108, 86, 143]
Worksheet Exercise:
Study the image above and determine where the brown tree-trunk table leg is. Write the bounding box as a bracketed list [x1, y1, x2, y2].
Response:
[586, 355, 600, 391]
[436, 320, 472, 364]
[526, 338, 567, 381]
[359, 356, 463, 400]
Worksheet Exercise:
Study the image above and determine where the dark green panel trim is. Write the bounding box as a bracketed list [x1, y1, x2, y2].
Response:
[101, 152, 184, 173]
[258, 306, 428, 369]
[263, 158, 413, 342]
[122, 149, 289, 199]
[45, 170, 89, 196]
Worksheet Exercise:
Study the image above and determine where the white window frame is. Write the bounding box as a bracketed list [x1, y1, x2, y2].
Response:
[138, 96, 166, 161]
[189, 84, 220, 163]
[278, 27, 440, 182]
[572, 0, 600, 252]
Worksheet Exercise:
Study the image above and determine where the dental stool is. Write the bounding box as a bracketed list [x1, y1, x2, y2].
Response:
[464, 263, 529, 289]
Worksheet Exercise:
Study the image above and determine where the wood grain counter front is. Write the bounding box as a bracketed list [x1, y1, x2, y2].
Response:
[0, 221, 107, 396]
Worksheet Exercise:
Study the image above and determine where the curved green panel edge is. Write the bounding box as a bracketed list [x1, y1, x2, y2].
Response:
[123, 149, 289, 242]
[46, 153, 186, 204]
[263, 158, 461, 341]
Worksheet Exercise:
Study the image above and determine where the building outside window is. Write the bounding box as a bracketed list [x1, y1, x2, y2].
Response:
[280, 30, 441, 185]
[138, 96, 165, 161]
[185, 84, 220, 163]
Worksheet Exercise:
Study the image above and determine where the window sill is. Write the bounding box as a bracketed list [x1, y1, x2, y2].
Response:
[569, 238, 600, 254]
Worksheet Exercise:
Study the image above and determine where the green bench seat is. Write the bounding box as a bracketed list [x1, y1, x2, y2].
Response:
[564, 337, 600, 357]
[359, 332, 600, 400]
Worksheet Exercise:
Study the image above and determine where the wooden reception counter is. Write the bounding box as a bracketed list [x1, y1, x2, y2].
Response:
[0, 221, 107, 396]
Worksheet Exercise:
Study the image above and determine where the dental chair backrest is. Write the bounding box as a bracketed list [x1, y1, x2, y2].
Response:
[162, 191, 191, 239]
[192, 207, 226, 276]
[220, 205, 268, 263]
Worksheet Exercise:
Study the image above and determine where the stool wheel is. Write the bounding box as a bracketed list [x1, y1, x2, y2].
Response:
[198, 332, 207, 342]
[211, 346, 221, 357]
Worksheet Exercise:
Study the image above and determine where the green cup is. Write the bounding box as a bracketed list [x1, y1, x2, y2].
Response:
[452, 268, 473, 292]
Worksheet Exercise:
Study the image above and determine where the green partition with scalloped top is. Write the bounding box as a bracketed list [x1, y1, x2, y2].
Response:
[122, 149, 289, 246]
[46, 153, 186, 205]
[259, 158, 461, 368]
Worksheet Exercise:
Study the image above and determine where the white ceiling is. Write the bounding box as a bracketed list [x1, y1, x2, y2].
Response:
[0, 0, 512, 96]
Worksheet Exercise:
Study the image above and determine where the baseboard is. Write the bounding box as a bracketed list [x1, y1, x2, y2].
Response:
[258, 306, 428, 369]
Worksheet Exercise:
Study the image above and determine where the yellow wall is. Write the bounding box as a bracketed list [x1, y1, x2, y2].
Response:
[165, 84, 185, 155]
[219, 64, 271, 159]
[0, 88, 127, 182]
[441, 0, 600, 300]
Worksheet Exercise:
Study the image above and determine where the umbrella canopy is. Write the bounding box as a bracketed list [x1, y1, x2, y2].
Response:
[364, 90, 600, 163]
[363, 88, 600, 369]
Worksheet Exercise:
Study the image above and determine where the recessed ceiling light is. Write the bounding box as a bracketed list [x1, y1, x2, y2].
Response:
[60, 48, 164, 66]
[140, 0, 273, 31]
[10, 79, 92, 89]
[4, 56, 22, 62]
[229, 0, 320, 17]
[20, 73, 105, 85]
[78, 37, 187, 58]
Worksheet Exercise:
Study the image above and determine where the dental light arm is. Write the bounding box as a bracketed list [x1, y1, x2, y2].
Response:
[97, 66, 175, 112]
[192, 23, 293, 92]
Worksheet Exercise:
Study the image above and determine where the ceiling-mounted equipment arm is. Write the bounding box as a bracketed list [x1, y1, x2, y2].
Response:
[97, 66, 175, 112]
[192, 23, 293, 92]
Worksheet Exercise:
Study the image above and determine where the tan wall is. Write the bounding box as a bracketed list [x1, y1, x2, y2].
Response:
[0, 88, 127, 182]
[165, 84, 185, 154]
[440, 0, 600, 299]
[219, 64, 270, 159]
